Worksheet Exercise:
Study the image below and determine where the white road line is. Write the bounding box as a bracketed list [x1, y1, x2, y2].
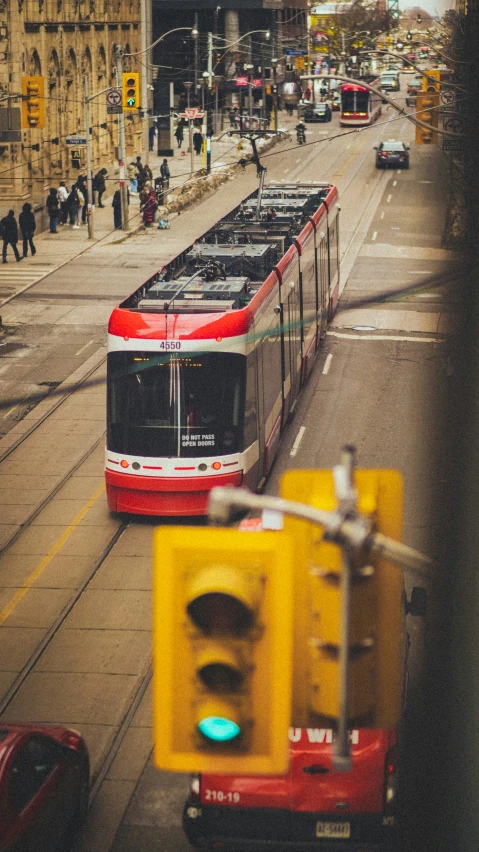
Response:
[327, 331, 444, 343]
[290, 425, 306, 457]
[408, 270, 433, 274]
[74, 339, 94, 357]
[347, 143, 351, 148]
[393, 180, 397, 187]
[284, 168, 290, 174]
[2, 405, 18, 419]
[295, 158, 301, 163]
[396, 170, 401, 175]
[380, 211, 385, 219]
[322, 353, 333, 374]
[419, 180, 433, 184]
[387, 194, 392, 203]
[391, 226, 400, 229]
[372, 231, 377, 241]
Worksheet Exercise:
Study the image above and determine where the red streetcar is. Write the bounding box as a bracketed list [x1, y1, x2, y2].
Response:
[340, 76, 382, 126]
[106, 182, 340, 516]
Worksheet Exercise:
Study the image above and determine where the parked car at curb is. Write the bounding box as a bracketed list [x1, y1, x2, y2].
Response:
[0, 723, 89, 852]
[304, 102, 332, 122]
[374, 140, 410, 169]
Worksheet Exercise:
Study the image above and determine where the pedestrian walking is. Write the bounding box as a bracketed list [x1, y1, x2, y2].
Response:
[46, 188, 60, 233]
[134, 155, 143, 187]
[148, 124, 156, 152]
[77, 175, 88, 223]
[127, 162, 138, 195]
[73, 183, 85, 228]
[141, 187, 157, 228]
[57, 181, 69, 225]
[1, 210, 22, 263]
[19, 203, 36, 257]
[66, 184, 78, 226]
[193, 128, 203, 156]
[160, 158, 170, 182]
[93, 167, 108, 207]
[112, 190, 122, 229]
[174, 122, 184, 149]
[139, 180, 152, 206]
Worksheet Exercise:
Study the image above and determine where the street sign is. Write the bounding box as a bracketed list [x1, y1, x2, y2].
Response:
[440, 89, 456, 113]
[106, 87, 122, 107]
[180, 108, 204, 120]
[442, 136, 466, 153]
[285, 49, 308, 56]
[66, 135, 86, 147]
[444, 116, 465, 135]
[107, 105, 122, 115]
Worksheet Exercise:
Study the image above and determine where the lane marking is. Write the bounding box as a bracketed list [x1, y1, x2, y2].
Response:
[290, 425, 306, 457]
[0, 482, 106, 626]
[328, 331, 444, 342]
[322, 353, 333, 374]
[380, 211, 385, 219]
[2, 405, 18, 420]
[391, 226, 400, 229]
[74, 339, 94, 357]
[396, 169, 401, 175]
[372, 231, 377, 241]
[347, 143, 351, 149]
[284, 168, 290, 174]
[408, 270, 433, 274]
[393, 180, 397, 187]
[387, 194, 392, 203]
[419, 180, 433, 184]
[295, 158, 301, 163]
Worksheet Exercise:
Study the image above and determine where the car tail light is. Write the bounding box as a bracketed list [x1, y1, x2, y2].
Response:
[384, 746, 397, 812]
[189, 774, 201, 802]
[62, 729, 83, 750]
[381, 152, 388, 157]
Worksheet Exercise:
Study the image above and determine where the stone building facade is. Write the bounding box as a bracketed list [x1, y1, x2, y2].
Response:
[0, 0, 142, 215]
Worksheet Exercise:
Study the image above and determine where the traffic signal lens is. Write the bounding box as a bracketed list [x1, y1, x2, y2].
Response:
[197, 644, 244, 691]
[186, 565, 261, 634]
[196, 699, 242, 742]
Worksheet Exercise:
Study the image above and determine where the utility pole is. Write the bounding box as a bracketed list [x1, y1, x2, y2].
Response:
[140, 0, 149, 161]
[84, 76, 94, 240]
[184, 80, 194, 178]
[194, 13, 199, 95]
[114, 45, 129, 231]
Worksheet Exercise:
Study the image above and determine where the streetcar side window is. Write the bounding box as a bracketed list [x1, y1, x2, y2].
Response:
[329, 219, 338, 284]
[300, 238, 316, 346]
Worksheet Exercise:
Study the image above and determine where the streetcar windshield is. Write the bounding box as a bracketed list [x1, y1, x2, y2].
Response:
[107, 351, 246, 458]
[341, 91, 369, 113]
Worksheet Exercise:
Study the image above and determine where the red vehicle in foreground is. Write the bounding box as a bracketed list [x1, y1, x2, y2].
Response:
[0, 722, 89, 851]
[183, 727, 398, 852]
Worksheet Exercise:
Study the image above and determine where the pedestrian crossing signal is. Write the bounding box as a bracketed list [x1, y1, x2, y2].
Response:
[122, 72, 140, 110]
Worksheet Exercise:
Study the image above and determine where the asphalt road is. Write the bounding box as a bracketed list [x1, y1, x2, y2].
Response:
[0, 75, 459, 852]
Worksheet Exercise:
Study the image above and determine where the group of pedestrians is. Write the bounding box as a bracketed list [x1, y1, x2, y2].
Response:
[127, 157, 153, 196]
[0, 206, 36, 263]
[174, 121, 204, 156]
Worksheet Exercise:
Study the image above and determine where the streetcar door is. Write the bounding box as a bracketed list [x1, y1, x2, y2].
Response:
[285, 279, 301, 414]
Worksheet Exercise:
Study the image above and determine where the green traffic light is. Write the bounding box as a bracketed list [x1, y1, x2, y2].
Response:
[127, 98, 136, 107]
[198, 716, 241, 743]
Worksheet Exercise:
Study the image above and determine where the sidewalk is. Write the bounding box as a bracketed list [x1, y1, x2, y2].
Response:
[0, 112, 298, 301]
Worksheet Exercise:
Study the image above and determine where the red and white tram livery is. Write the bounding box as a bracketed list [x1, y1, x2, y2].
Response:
[106, 182, 340, 516]
[340, 75, 382, 126]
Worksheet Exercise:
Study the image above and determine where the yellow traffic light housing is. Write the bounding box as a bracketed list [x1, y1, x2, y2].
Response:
[21, 76, 45, 129]
[415, 92, 439, 144]
[153, 526, 294, 774]
[280, 469, 404, 729]
[422, 69, 440, 92]
[122, 71, 140, 110]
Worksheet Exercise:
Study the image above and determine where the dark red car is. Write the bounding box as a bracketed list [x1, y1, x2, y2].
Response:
[183, 727, 398, 851]
[0, 723, 89, 851]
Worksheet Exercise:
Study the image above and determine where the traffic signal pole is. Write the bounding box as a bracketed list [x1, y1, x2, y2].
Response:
[115, 45, 129, 231]
[84, 76, 94, 240]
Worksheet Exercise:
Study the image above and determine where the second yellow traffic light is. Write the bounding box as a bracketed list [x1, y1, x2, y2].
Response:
[21, 76, 45, 129]
[280, 469, 405, 729]
[122, 72, 140, 109]
[153, 526, 294, 774]
[415, 92, 439, 144]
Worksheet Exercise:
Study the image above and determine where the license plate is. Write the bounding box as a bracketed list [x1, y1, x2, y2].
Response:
[316, 822, 351, 839]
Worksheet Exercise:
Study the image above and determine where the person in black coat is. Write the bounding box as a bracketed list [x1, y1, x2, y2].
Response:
[19, 203, 36, 257]
[46, 188, 59, 233]
[1, 210, 21, 263]
[77, 175, 88, 223]
[93, 168, 108, 207]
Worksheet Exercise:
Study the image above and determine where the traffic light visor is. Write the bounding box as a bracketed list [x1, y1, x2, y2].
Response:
[187, 564, 262, 634]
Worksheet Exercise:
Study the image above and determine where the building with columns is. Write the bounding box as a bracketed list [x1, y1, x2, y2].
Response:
[0, 0, 142, 217]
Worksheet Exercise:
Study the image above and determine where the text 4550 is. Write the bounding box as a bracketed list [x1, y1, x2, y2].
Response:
[159, 341, 181, 350]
